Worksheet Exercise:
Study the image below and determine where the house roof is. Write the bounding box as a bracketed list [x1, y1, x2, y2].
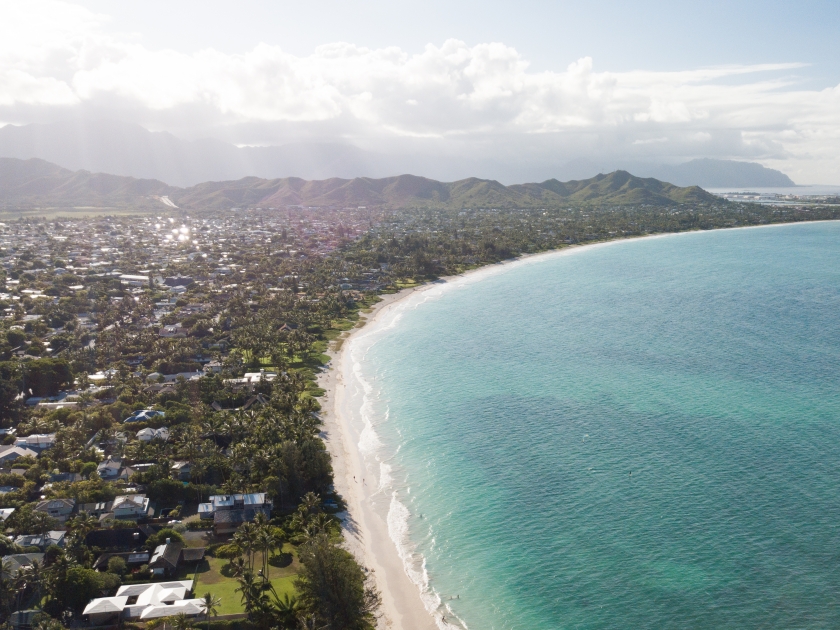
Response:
[83, 596, 129, 615]
[180, 547, 206, 563]
[214, 506, 271, 524]
[116, 580, 193, 598]
[35, 498, 75, 511]
[93, 551, 151, 570]
[0, 445, 38, 460]
[139, 599, 204, 620]
[149, 542, 183, 570]
[85, 527, 148, 549]
[1, 553, 44, 576]
[112, 494, 147, 510]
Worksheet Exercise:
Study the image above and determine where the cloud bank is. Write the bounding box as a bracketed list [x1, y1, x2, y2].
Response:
[1, 0, 838, 183]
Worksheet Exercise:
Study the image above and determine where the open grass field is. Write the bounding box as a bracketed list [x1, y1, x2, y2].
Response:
[182, 547, 301, 615]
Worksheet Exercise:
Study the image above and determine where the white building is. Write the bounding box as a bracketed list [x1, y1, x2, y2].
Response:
[83, 580, 204, 625]
[14, 433, 56, 452]
[136, 427, 169, 442]
[112, 494, 150, 520]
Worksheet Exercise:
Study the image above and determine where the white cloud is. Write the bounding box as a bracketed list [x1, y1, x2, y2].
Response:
[0, 0, 838, 182]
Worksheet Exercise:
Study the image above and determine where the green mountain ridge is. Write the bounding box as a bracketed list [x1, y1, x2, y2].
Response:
[0, 157, 719, 212]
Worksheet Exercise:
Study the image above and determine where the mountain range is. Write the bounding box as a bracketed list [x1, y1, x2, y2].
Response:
[0, 157, 718, 212]
[0, 119, 795, 188]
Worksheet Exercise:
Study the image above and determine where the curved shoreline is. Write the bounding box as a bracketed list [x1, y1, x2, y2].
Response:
[316, 220, 838, 629]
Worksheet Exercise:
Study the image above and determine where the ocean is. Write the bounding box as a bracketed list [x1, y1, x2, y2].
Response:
[347, 221, 840, 629]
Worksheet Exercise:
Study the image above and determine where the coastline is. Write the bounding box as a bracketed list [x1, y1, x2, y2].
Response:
[315, 220, 838, 630]
[318, 287, 437, 630]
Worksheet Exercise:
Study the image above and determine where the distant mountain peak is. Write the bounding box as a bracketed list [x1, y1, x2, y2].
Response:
[0, 157, 719, 212]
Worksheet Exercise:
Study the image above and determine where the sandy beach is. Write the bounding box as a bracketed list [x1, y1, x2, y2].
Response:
[318, 287, 439, 630]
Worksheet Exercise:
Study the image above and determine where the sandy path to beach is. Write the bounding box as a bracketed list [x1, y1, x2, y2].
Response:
[318, 288, 439, 630]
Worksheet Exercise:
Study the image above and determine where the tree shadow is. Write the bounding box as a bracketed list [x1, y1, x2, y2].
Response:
[269, 552, 293, 568]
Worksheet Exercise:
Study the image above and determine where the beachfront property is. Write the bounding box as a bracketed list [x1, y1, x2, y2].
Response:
[198, 492, 272, 534]
[82, 580, 204, 625]
[148, 539, 206, 577]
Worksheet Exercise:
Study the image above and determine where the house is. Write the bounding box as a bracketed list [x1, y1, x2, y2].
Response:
[149, 540, 206, 577]
[1, 553, 44, 578]
[0, 445, 38, 464]
[9, 609, 41, 630]
[14, 531, 65, 550]
[171, 460, 191, 481]
[119, 274, 150, 287]
[137, 427, 169, 442]
[223, 370, 277, 393]
[83, 580, 204, 625]
[112, 494, 151, 520]
[14, 433, 56, 452]
[0, 507, 14, 521]
[203, 360, 223, 374]
[97, 458, 123, 479]
[143, 382, 177, 396]
[198, 493, 272, 535]
[48, 471, 83, 483]
[93, 551, 151, 572]
[164, 276, 194, 288]
[123, 409, 165, 423]
[84, 526, 151, 550]
[34, 498, 76, 523]
[148, 541, 182, 576]
[158, 324, 187, 338]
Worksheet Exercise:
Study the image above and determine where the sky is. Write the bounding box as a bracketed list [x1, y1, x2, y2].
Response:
[1, 0, 839, 183]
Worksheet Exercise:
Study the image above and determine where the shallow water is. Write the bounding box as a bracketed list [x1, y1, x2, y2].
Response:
[353, 222, 840, 629]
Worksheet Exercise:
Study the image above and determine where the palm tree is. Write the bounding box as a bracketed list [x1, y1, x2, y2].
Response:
[199, 592, 221, 630]
[23, 559, 43, 606]
[233, 522, 258, 571]
[257, 525, 282, 578]
[171, 612, 194, 630]
[0, 557, 15, 619]
[234, 570, 259, 614]
[267, 590, 299, 630]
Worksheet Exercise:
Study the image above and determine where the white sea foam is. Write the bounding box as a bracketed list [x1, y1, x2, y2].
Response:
[349, 294, 468, 629]
[353, 353, 383, 457]
[378, 461, 393, 492]
[387, 493, 466, 629]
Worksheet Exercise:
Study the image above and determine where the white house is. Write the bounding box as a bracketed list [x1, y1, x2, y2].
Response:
[136, 427, 169, 442]
[83, 580, 204, 625]
[97, 458, 123, 480]
[112, 494, 150, 520]
[14, 433, 56, 452]
[119, 274, 150, 287]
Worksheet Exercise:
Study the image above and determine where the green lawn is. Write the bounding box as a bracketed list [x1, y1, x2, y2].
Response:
[186, 546, 301, 615]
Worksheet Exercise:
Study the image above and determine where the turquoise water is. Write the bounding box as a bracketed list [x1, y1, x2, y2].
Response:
[361, 222, 840, 629]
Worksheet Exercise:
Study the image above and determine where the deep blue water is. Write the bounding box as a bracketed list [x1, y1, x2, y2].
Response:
[362, 223, 840, 629]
